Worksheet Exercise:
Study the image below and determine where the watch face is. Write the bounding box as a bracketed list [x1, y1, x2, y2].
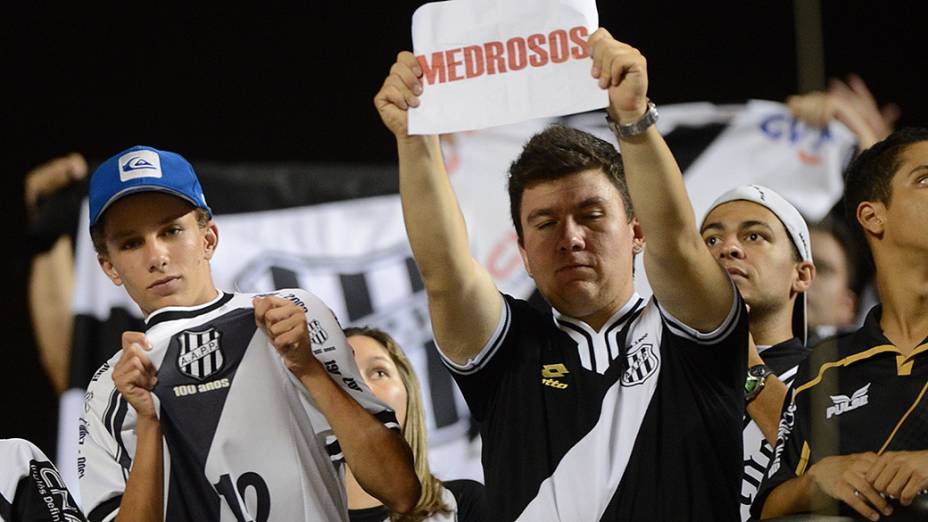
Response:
[748, 365, 768, 378]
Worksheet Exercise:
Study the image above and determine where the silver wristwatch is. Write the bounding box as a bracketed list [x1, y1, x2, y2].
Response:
[606, 101, 659, 138]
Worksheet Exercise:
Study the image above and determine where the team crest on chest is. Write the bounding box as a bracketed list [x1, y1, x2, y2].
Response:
[177, 327, 225, 381]
[826, 383, 871, 419]
[621, 342, 659, 386]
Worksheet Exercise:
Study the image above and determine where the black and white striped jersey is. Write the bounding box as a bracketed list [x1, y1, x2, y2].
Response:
[440, 288, 749, 521]
[739, 337, 809, 521]
[0, 439, 85, 522]
[79, 289, 398, 522]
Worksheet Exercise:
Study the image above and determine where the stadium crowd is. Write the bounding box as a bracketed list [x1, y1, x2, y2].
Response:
[2, 24, 926, 522]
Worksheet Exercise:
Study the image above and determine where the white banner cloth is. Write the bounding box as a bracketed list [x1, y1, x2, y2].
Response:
[684, 100, 857, 223]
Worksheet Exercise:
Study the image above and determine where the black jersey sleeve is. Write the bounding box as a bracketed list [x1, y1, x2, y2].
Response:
[443, 479, 489, 522]
[0, 439, 86, 522]
[436, 293, 518, 421]
[653, 283, 749, 401]
[655, 277, 746, 348]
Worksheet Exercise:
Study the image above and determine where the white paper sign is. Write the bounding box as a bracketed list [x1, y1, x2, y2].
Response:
[409, 0, 606, 134]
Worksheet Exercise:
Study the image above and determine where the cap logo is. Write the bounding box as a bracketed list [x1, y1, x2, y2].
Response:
[118, 149, 163, 182]
[123, 157, 155, 171]
[750, 185, 767, 201]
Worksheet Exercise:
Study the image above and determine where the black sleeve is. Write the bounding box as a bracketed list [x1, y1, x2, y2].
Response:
[657, 287, 750, 398]
[443, 479, 489, 522]
[439, 294, 521, 422]
[347, 505, 389, 522]
[26, 179, 86, 257]
[4, 460, 86, 522]
[655, 279, 747, 349]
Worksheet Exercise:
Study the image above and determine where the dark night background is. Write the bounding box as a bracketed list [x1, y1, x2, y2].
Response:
[3, 2, 926, 458]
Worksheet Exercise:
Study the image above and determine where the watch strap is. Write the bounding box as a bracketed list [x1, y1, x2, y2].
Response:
[606, 101, 659, 138]
[745, 364, 774, 402]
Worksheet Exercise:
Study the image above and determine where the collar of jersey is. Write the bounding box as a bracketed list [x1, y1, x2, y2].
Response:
[852, 304, 928, 360]
[856, 304, 928, 353]
[551, 292, 644, 336]
[145, 290, 234, 330]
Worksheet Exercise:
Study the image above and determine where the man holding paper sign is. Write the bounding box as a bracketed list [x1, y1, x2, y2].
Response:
[375, 28, 748, 521]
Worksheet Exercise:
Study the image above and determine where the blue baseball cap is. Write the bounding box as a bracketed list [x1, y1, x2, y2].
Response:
[89, 145, 212, 228]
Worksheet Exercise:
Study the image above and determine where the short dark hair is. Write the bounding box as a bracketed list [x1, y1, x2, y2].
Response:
[91, 207, 211, 255]
[508, 124, 633, 243]
[843, 127, 928, 231]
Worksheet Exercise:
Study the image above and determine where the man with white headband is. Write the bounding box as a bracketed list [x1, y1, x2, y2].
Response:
[699, 184, 816, 521]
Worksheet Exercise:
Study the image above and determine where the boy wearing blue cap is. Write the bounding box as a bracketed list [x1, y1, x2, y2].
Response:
[79, 146, 419, 522]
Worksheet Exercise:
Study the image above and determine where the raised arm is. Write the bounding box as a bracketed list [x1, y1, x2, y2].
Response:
[373, 52, 502, 364]
[588, 29, 732, 331]
[254, 296, 420, 513]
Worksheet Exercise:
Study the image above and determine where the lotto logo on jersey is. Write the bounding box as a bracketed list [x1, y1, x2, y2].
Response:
[177, 327, 225, 381]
